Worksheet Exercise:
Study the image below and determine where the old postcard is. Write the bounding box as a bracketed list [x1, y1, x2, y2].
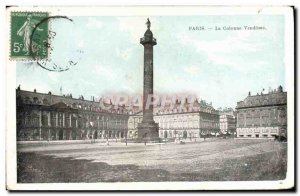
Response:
[5, 6, 294, 190]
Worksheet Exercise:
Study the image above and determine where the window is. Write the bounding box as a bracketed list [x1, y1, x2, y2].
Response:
[42, 114, 48, 126]
[246, 113, 252, 126]
[33, 97, 39, 104]
[25, 97, 30, 103]
[43, 99, 49, 105]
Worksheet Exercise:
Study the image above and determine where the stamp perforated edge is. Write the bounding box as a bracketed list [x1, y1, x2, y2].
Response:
[8, 10, 51, 62]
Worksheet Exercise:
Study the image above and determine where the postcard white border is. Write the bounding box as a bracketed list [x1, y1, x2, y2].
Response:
[5, 6, 294, 191]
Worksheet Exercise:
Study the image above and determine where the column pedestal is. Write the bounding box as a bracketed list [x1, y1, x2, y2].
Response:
[137, 121, 160, 142]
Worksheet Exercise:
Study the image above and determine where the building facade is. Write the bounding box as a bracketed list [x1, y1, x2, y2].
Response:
[236, 86, 287, 138]
[128, 99, 220, 140]
[127, 112, 143, 139]
[16, 88, 220, 141]
[16, 88, 129, 141]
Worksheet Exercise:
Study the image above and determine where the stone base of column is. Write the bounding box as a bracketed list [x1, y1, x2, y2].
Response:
[137, 121, 160, 142]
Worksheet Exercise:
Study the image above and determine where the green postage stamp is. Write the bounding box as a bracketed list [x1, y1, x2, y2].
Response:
[10, 12, 49, 59]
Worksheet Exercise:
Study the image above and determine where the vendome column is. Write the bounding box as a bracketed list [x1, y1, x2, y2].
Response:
[137, 19, 159, 141]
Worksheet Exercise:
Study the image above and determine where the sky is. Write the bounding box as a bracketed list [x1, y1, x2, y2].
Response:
[16, 15, 285, 109]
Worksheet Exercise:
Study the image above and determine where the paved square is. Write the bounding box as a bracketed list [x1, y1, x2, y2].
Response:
[17, 139, 287, 182]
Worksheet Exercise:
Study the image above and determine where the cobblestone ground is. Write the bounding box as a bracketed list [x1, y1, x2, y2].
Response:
[17, 139, 287, 182]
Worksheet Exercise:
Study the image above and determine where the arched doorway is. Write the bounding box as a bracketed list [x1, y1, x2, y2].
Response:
[72, 130, 76, 140]
[66, 130, 71, 140]
[143, 133, 148, 138]
[59, 129, 64, 140]
[164, 131, 168, 138]
[94, 130, 98, 139]
[183, 130, 187, 139]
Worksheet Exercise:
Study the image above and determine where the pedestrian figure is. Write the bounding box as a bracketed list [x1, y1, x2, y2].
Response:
[90, 134, 93, 144]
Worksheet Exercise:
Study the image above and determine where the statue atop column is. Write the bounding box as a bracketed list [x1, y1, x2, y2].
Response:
[146, 18, 151, 30]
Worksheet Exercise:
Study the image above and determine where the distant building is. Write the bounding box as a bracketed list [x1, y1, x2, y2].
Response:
[219, 108, 236, 135]
[236, 86, 287, 138]
[219, 114, 236, 135]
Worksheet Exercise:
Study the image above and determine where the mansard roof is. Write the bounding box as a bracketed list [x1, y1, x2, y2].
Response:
[16, 89, 129, 115]
[16, 89, 219, 115]
[153, 98, 218, 115]
[236, 91, 287, 109]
